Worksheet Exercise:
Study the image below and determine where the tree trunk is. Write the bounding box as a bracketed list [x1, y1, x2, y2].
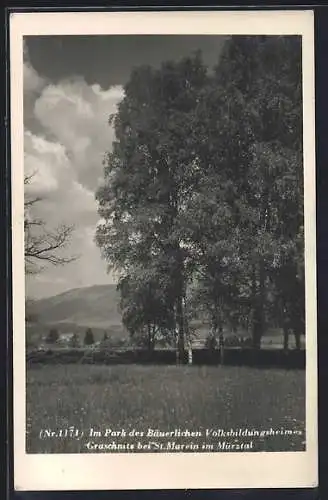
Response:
[147, 323, 152, 351]
[218, 324, 224, 365]
[151, 325, 156, 351]
[291, 304, 303, 350]
[283, 324, 289, 351]
[294, 330, 301, 350]
[252, 261, 265, 349]
[173, 244, 186, 365]
[176, 294, 185, 364]
[258, 260, 265, 346]
[251, 265, 260, 349]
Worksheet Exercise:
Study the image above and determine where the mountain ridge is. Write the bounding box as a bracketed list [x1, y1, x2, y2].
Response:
[28, 283, 123, 329]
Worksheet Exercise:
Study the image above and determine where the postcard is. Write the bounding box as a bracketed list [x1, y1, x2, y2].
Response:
[10, 9, 317, 490]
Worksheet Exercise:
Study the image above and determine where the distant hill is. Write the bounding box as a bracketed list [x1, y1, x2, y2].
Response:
[28, 284, 123, 330]
[26, 284, 292, 348]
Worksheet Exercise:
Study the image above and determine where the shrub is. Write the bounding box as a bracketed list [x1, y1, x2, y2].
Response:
[45, 328, 59, 344]
[69, 333, 80, 348]
[84, 328, 94, 346]
[224, 335, 253, 348]
[204, 334, 218, 351]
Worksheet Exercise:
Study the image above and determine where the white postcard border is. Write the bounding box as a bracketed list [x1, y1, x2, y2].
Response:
[10, 10, 318, 491]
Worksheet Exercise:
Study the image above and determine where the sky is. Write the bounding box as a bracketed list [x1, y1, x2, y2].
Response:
[24, 35, 226, 299]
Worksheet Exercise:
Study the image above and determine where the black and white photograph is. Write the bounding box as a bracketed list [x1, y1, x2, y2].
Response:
[11, 10, 317, 491]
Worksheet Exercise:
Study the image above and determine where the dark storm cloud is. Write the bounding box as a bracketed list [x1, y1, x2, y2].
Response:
[25, 35, 227, 88]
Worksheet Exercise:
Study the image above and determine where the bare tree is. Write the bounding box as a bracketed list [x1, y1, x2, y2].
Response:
[24, 173, 78, 274]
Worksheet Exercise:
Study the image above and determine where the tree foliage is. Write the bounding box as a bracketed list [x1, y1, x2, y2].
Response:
[84, 328, 95, 346]
[117, 267, 176, 351]
[69, 333, 79, 348]
[96, 53, 209, 361]
[46, 328, 59, 344]
[96, 37, 305, 356]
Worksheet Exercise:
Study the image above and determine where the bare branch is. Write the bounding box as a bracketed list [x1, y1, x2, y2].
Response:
[24, 197, 42, 208]
[24, 172, 37, 185]
[24, 171, 79, 273]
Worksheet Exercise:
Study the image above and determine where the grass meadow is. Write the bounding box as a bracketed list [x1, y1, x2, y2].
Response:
[26, 364, 305, 453]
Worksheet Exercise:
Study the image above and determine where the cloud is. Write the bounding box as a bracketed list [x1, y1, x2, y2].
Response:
[23, 39, 45, 94]
[23, 39, 47, 133]
[24, 62, 124, 298]
[24, 131, 68, 195]
[34, 79, 124, 190]
[24, 62, 45, 95]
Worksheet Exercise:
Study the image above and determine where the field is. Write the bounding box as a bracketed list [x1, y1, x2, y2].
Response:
[26, 364, 305, 453]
